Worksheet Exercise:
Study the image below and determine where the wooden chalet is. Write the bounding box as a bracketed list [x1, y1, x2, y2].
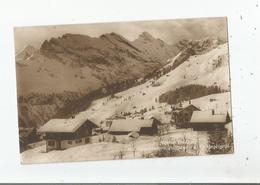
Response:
[171, 103, 200, 128]
[109, 118, 161, 136]
[38, 118, 98, 152]
[188, 110, 231, 131]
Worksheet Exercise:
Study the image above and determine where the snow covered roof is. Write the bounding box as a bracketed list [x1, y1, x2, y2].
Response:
[38, 118, 98, 133]
[190, 111, 227, 123]
[149, 114, 162, 122]
[173, 104, 200, 111]
[109, 119, 155, 132]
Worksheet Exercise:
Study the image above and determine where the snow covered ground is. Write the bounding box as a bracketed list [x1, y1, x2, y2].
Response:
[20, 42, 233, 164]
[21, 130, 209, 164]
[75, 43, 231, 125]
[21, 92, 232, 164]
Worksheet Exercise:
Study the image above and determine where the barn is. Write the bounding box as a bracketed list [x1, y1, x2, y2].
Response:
[109, 118, 161, 136]
[38, 118, 98, 152]
[188, 110, 231, 131]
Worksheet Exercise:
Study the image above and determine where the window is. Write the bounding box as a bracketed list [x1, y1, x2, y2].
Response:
[85, 138, 90, 143]
[76, 139, 82, 144]
[68, 141, 72, 145]
[48, 140, 55, 146]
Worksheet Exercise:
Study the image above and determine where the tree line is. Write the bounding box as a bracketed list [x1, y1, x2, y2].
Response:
[159, 84, 222, 104]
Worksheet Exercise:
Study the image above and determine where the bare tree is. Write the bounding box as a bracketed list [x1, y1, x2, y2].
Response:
[195, 133, 200, 155]
[130, 141, 137, 158]
[113, 147, 126, 160]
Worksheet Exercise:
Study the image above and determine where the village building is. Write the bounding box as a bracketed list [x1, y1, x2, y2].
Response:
[98, 115, 126, 133]
[148, 115, 162, 125]
[149, 115, 171, 135]
[188, 110, 231, 131]
[38, 118, 98, 152]
[108, 118, 161, 136]
[171, 103, 200, 128]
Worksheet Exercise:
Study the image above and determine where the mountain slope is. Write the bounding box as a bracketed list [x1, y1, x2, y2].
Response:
[20, 91, 231, 163]
[16, 32, 177, 127]
[74, 42, 231, 125]
[17, 32, 176, 96]
[133, 32, 179, 62]
[16, 45, 37, 64]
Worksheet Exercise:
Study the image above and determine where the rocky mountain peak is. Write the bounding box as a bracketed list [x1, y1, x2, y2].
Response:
[176, 37, 224, 54]
[100, 32, 123, 39]
[16, 45, 37, 62]
[24, 45, 37, 52]
[137, 31, 155, 41]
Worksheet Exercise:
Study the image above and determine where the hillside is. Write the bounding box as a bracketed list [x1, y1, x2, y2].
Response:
[20, 39, 232, 162]
[21, 92, 231, 164]
[17, 32, 176, 95]
[16, 32, 177, 127]
[74, 42, 231, 125]
[15, 45, 37, 63]
[164, 37, 225, 71]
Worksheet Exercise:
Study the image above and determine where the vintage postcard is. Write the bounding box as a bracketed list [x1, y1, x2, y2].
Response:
[15, 17, 233, 164]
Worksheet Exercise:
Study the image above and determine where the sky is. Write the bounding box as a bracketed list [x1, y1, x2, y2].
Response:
[14, 17, 228, 52]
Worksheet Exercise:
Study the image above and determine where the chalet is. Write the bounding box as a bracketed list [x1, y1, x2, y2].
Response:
[188, 110, 231, 131]
[109, 118, 161, 136]
[149, 115, 170, 135]
[171, 103, 200, 128]
[38, 118, 98, 152]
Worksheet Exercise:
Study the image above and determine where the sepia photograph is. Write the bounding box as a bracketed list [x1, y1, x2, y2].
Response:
[14, 17, 234, 164]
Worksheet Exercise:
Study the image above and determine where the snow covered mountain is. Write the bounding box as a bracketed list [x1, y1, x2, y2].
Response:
[74, 42, 231, 125]
[19, 38, 232, 163]
[16, 32, 176, 95]
[133, 32, 179, 62]
[16, 32, 177, 127]
[16, 45, 37, 64]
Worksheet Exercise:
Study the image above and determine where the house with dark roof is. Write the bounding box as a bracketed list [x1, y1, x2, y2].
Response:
[171, 103, 200, 128]
[188, 110, 231, 131]
[108, 118, 161, 135]
[38, 118, 98, 152]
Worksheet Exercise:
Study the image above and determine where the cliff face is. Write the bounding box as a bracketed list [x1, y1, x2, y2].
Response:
[133, 31, 179, 62]
[16, 32, 177, 128]
[171, 38, 224, 68]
